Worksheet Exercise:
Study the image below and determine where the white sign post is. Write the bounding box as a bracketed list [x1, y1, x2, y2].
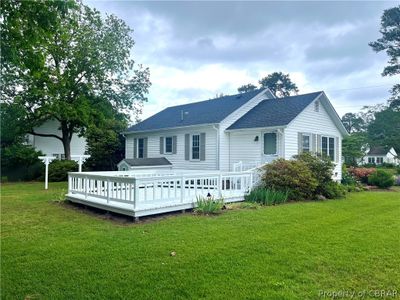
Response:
[71, 155, 90, 172]
[38, 156, 57, 190]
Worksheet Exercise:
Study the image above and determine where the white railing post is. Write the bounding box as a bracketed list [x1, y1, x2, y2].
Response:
[249, 172, 254, 190]
[133, 178, 138, 210]
[181, 176, 185, 203]
[85, 176, 88, 199]
[107, 179, 110, 203]
[218, 174, 223, 198]
[68, 175, 72, 193]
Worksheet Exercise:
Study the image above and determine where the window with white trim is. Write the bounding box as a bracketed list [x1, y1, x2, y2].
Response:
[165, 137, 173, 154]
[376, 157, 383, 164]
[321, 136, 335, 160]
[191, 134, 200, 160]
[302, 135, 310, 152]
[137, 138, 145, 158]
[263, 132, 277, 155]
[368, 157, 375, 164]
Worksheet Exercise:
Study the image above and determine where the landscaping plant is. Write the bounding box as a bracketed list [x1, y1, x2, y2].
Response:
[47, 160, 79, 182]
[368, 170, 395, 189]
[245, 188, 288, 205]
[348, 167, 376, 184]
[195, 196, 224, 214]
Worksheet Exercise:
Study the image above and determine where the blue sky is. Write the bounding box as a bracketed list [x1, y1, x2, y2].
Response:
[86, 1, 398, 120]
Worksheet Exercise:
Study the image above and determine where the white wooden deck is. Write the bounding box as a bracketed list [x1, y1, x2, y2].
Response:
[67, 169, 256, 218]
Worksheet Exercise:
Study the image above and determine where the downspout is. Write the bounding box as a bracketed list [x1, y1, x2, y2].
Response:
[212, 125, 220, 170]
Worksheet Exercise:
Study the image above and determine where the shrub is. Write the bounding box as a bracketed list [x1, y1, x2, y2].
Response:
[341, 166, 357, 186]
[323, 181, 347, 199]
[262, 159, 318, 201]
[245, 188, 288, 206]
[1, 144, 44, 181]
[348, 167, 376, 184]
[381, 162, 395, 168]
[367, 170, 395, 189]
[48, 160, 78, 182]
[195, 196, 224, 214]
[394, 176, 400, 186]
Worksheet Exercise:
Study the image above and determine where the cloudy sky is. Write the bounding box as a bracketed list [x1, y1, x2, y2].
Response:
[87, 1, 398, 121]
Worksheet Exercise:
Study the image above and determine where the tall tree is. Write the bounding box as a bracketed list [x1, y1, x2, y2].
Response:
[259, 72, 299, 98]
[369, 6, 400, 110]
[367, 108, 400, 157]
[341, 112, 365, 133]
[1, 0, 151, 160]
[237, 83, 257, 93]
[342, 133, 368, 166]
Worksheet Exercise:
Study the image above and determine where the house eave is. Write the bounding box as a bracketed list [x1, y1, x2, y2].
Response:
[225, 125, 287, 132]
[122, 123, 219, 135]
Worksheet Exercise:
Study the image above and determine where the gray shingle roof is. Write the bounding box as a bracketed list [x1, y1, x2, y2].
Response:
[127, 89, 265, 132]
[122, 158, 172, 167]
[227, 92, 323, 130]
[367, 146, 389, 156]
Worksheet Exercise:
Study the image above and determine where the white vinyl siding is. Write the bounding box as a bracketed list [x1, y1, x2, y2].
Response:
[285, 98, 343, 180]
[125, 125, 217, 170]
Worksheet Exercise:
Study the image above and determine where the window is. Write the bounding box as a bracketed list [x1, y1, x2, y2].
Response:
[302, 135, 310, 152]
[376, 157, 383, 164]
[264, 132, 277, 155]
[322, 136, 335, 160]
[137, 138, 144, 158]
[165, 137, 173, 154]
[368, 157, 375, 164]
[314, 101, 320, 112]
[192, 134, 200, 160]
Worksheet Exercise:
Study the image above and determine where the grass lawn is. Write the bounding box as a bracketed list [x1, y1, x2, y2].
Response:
[1, 182, 399, 299]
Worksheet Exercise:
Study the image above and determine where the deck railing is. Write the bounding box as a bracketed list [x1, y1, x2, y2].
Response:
[68, 170, 255, 211]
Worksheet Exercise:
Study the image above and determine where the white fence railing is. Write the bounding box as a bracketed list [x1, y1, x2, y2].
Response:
[233, 161, 261, 172]
[68, 170, 255, 211]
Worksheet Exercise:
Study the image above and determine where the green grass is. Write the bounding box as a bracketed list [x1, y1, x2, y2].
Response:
[1, 182, 399, 299]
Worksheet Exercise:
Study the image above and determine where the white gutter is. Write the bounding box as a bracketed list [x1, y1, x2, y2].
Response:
[122, 123, 219, 135]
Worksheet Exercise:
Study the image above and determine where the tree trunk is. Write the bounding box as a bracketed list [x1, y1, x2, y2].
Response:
[61, 121, 72, 160]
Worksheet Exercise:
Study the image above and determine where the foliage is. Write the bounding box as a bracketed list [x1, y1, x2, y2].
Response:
[323, 181, 347, 199]
[369, 6, 400, 109]
[1, 0, 151, 159]
[245, 188, 288, 205]
[342, 133, 368, 166]
[195, 196, 224, 214]
[237, 83, 257, 93]
[47, 160, 78, 182]
[368, 170, 395, 188]
[367, 108, 400, 157]
[341, 165, 357, 186]
[395, 176, 400, 186]
[261, 158, 318, 200]
[341, 112, 366, 133]
[83, 110, 127, 171]
[348, 167, 376, 184]
[1, 144, 43, 181]
[258, 72, 299, 98]
[295, 152, 335, 197]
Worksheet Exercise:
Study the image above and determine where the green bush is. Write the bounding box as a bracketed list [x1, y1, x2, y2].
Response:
[261, 159, 318, 201]
[195, 196, 224, 214]
[368, 170, 395, 189]
[47, 160, 78, 182]
[245, 188, 288, 206]
[1, 144, 44, 181]
[323, 181, 347, 199]
[341, 165, 357, 186]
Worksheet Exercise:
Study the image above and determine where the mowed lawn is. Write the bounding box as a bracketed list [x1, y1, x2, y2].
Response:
[1, 183, 399, 300]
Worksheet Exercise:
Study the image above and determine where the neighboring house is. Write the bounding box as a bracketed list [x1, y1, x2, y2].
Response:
[26, 119, 87, 158]
[120, 89, 348, 180]
[359, 146, 399, 166]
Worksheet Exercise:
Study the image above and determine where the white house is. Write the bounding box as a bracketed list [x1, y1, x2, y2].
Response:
[26, 119, 87, 158]
[359, 146, 399, 166]
[120, 89, 349, 180]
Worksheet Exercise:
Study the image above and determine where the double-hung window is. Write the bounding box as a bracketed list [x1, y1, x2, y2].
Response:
[192, 134, 200, 160]
[321, 136, 335, 160]
[376, 157, 383, 164]
[137, 138, 145, 158]
[368, 157, 375, 164]
[302, 135, 310, 152]
[165, 137, 173, 154]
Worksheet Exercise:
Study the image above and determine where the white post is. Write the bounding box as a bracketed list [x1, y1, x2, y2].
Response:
[71, 155, 90, 173]
[181, 176, 185, 203]
[38, 156, 56, 190]
[133, 178, 138, 210]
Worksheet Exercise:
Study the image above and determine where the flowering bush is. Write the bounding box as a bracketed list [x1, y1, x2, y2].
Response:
[348, 167, 376, 184]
